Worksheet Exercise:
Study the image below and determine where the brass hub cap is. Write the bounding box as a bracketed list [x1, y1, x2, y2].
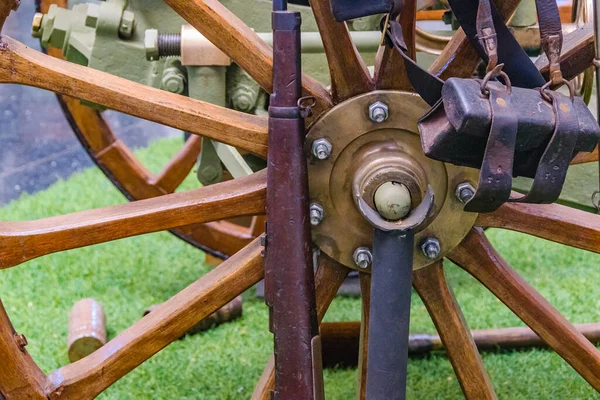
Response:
[307, 91, 479, 271]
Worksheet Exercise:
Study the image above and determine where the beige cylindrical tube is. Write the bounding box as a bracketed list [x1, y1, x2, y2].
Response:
[67, 298, 107, 363]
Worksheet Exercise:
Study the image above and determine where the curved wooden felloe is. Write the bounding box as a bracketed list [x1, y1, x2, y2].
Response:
[2, 0, 600, 398]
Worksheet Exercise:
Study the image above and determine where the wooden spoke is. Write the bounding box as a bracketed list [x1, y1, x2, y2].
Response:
[413, 262, 497, 400]
[46, 238, 264, 400]
[150, 135, 202, 193]
[449, 229, 600, 390]
[356, 272, 370, 400]
[251, 252, 350, 400]
[476, 200, 600, 254]
[374, 0, 417, 91]
[0, 300, 48, 399]
[536, 24, 595, 82]
[572, 145, 599, 165]
[0, 171, 266, 269]
[0, 37, 268, 157]
[309, 0, 372, 102]
[163, 0, 332, 114]
[429, 0, 522, 79]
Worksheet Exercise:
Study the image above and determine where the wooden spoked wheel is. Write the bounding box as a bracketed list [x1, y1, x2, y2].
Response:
[0, 0, 599, 399]
[35, 0, 265, 261]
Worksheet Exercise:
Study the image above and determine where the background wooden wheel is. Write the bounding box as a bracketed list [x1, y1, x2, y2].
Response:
[0, 0, 599, 399]
[35, 0, 266, 260]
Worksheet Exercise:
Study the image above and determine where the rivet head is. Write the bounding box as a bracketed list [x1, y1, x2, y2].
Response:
[311, 138, 332, 160]
[353, 247, 373, 269]
[369, 101, 389, 123]
[420, 237, 441, 260]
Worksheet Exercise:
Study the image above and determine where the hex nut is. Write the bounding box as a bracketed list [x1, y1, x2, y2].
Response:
[118, 10, 135, 39]
[311, 138, 332, 160]
[161, 68, 187, 94]
[309, 203, 324, 226]
[145, 29, 159, 61]
[353, 247, 373, 269]
[369, 101, 389, 123]
[421, 237, 441, 260]
[455, 182, 476, 204]
[31, 13, 44, 37]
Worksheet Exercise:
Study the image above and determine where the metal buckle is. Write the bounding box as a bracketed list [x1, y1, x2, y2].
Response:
[480, 64, 512, 96]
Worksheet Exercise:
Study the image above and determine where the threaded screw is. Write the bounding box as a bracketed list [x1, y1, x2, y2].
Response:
[145, 29, 181, 61]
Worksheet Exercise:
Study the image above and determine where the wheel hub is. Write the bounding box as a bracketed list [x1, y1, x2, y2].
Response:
[306, 91, 479, 271]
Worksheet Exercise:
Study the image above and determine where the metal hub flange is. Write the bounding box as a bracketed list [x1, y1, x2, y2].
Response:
[306, 91, 479, 271]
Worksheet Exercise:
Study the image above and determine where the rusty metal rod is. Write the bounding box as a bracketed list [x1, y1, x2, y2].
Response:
[320, 321, 600, 368]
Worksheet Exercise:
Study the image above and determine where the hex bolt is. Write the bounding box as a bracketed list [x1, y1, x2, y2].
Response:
[421, 237, 441, 260]
[118, 10, 135, 39]
[31, 12, 43, 36]
[161, 67, 187, 94]
[353, 247, 373, 269]
[455, 182, 476, 204]
[369, 101, 389, 123]
[145, 29, 181, 61]
[311, 138, 332, 160]
[309, 203, 324, 226]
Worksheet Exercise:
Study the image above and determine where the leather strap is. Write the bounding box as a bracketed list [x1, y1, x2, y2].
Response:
[464, 84, 518, 213]
[385, 20, 444, 106]
[510, 92, 580, 204]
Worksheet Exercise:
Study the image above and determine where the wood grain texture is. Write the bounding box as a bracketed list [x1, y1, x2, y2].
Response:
[151, 135, 202, 193]
[374, 0, 417, 91]
[163, 0, 332, 115]
[476, 200, 600, 254]
[0, 37, 268, 157]
[309, 0, 372, 102]
[356, 272, 371, 400]
[46, 238, 264, 400]
[429, 0, 522, 79]
[0, 170, 266, 269]
[251, 252, 350, 400]
[0, 300, 48, 399]
[449, 228, 600, 391]
[413, 262, 497, 400]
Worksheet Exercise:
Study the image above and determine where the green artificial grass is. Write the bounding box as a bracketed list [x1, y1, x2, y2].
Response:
[1, 136, 599, 399]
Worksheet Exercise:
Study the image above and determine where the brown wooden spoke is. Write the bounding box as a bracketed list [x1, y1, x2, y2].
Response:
[309, 0, 372, 102]
[374, 0, 416, 91]
[429, 0, 522, 79]
[0, 300, 48, 399]
[163, 0, 332, 116]
[449, 229, 600, 390]
[0, 170, 266, 269]
[476, 200, 600, 254]
[56, 94, 253, 258]
[0, 37, 268, 157]
[150, 135, 202, 193]
[413, 262, 497, 400]
[46, 238, 264, 400]
[251, 253, 350, 400]
[356, 272, 370, 400]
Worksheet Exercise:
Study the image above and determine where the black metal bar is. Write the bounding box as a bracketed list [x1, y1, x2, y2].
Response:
[264, 6, 322, 400]
[366, 229, 415, 400]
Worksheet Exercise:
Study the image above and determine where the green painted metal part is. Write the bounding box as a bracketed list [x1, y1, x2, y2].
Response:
[33, 0, 599, 212]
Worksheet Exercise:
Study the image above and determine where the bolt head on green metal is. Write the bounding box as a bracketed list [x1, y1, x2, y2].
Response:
[145, 29, 159, 61]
